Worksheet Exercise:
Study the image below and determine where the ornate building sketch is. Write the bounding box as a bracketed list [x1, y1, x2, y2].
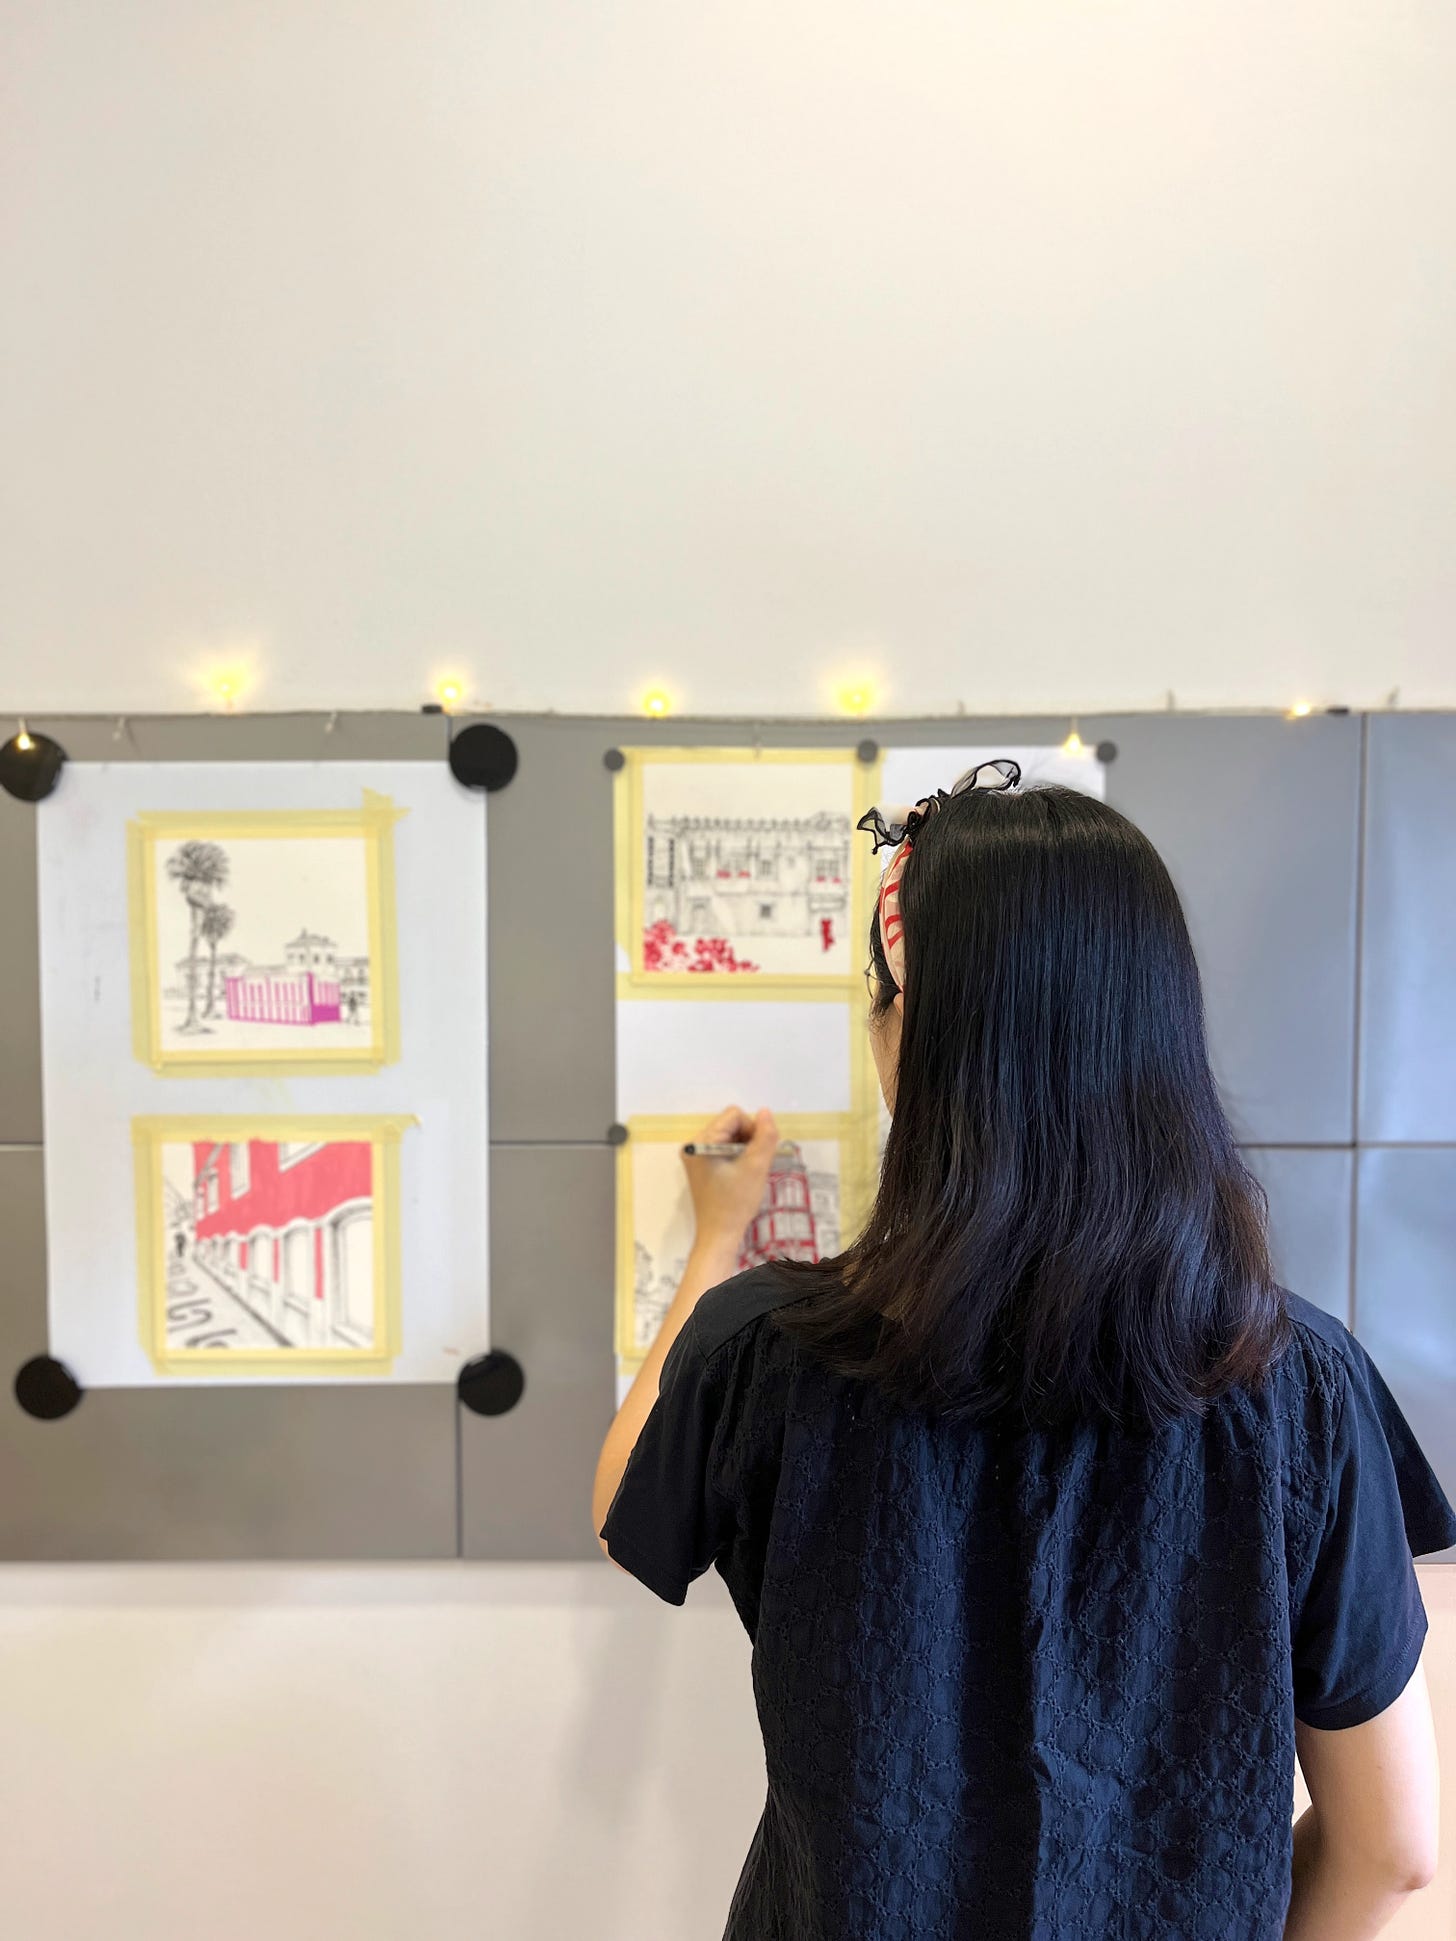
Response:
[737, 1142, 840, 1269]
[619, 1120, 848, 1364]
[643, 811, 851, 964]
[620, 751, 865, 988]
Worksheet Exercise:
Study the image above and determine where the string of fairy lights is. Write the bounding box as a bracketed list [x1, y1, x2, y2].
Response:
[0, 672, 1347, 778]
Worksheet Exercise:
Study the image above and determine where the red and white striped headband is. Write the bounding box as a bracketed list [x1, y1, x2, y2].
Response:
[857, 758, 1021, 992]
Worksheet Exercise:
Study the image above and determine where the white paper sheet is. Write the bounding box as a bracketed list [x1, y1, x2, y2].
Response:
[616, 999, 853, 1119]
[38, 762, 489, 1386]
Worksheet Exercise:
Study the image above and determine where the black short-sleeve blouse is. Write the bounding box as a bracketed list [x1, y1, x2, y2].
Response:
[600, 1269, 1456, 1941]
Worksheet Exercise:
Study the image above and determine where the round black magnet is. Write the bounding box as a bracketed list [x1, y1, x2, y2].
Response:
[1095, 740, 1119, 765]
[457, 1350, 526, 1417]
[0, 731, 66, 803]
[603, 747, 626, 772]
[606, 1122, 629, 1146]
[448, 723, 519, 793]
[856, 739, 879, 764]
[14, 1355, 83, 1421]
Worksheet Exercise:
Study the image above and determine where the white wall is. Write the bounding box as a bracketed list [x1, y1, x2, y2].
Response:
[4, 9, 1456, 1938]
[2, 2, 1456, 718]
[0, 1562, 1451, 1940]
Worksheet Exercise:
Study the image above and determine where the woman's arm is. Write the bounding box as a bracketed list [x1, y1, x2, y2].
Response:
[591, 1105, 779, 1546]
[1285, 1657, 1439, 1939]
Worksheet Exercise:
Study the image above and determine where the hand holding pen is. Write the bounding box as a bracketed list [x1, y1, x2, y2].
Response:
[679, 1105, 781, 1256]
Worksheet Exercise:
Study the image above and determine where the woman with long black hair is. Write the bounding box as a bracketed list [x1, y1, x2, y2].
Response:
[593, 764, 1453, 1940]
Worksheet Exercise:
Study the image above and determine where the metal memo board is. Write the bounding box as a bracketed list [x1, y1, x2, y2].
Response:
[0, 708, 1451, 1558]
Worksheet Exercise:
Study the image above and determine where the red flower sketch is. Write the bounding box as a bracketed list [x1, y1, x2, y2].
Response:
[643, 919, 760, 974]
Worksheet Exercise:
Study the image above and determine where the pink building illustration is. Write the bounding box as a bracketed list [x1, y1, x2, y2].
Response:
[186, 1137, 375, 1348]
[739, 1144, 823, 1269]
[224, 929, 349, 1026]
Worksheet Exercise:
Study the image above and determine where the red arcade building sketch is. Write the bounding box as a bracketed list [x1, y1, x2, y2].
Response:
[166, 1136, 378, 1353]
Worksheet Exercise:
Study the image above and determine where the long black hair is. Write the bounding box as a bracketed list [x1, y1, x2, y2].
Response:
[776, 783, 1288, 1429]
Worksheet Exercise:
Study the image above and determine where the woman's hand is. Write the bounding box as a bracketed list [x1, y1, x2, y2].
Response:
[682, 1105, 780, 1259]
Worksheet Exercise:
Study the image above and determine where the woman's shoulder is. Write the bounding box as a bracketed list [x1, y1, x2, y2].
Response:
[1274, 1292, 1382, 1412]
[689, 1264, 814, 1364]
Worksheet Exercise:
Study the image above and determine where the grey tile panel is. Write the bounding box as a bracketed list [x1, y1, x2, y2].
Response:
[1094, 714, 1360, 1145]
[1354, 1147, 1456, 1559]
[1242, 1146, 1353, 1325]
[1359, 715, 1456, 1142]
[15, 712, 449, 763]
[460, 1143, 617, 1559]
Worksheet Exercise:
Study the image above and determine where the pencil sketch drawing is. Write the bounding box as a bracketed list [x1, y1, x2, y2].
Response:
[642, 811, 851, 972]
[153, 833, 374, 1053]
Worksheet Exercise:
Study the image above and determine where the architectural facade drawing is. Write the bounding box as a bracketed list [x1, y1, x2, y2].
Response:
[644, 811, 851, 951]
[738, 1143, 840, 1269]
[221, 929, 371, 1028]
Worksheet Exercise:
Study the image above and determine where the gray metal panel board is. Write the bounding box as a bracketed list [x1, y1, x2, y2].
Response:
[0, 1148, 458, 1560]
[460, 1143, 616, 1559]
[1243, 1146, 1353, 1325]
[22, 712, 449, 763]
[1095, 715, 1360, 1144]
[1354, 1147, 1456, 1556]
[1359, 715, 1456, 1141]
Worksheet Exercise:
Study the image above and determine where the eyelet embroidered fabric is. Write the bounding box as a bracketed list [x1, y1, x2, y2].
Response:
[601, 1269, 1456, 1941]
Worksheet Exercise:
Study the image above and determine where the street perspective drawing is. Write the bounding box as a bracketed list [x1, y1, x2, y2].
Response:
[161, 1135, 378, 1354]
[133, 1115, 413, 1377]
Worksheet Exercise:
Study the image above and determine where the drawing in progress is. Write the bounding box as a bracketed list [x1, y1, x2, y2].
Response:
[621, 752, 866, 988]
[134, 1115, 412, 1376]
[129, 795, 400, 1073]
[617, 1116, 850, 1364]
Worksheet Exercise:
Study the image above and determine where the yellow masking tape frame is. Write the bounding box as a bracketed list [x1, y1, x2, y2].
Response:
[127, 791, 404, 1076]
[614, 747, 868, 1000]
[614, 1109, 863, 1368]
[132, 1113, 416, 1378]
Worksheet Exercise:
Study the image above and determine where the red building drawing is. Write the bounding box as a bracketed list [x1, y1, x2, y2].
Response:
[187, 1137, 375, 1349]
[739, 1144, 822, 1269]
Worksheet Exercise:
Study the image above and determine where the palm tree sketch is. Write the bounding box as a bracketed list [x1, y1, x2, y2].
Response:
[200, 902, 236, 1019]
[165, 840, 230, 1034]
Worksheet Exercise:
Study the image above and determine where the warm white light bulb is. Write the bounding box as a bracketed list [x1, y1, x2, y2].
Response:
[1062, 728, 1086, 757]
[15, 726, 34, 752]
[1288, 700, 1312, 718]
[835, 679, 876, 718]
[436, 678, 465, 713]
[642, 687, 671, 718]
